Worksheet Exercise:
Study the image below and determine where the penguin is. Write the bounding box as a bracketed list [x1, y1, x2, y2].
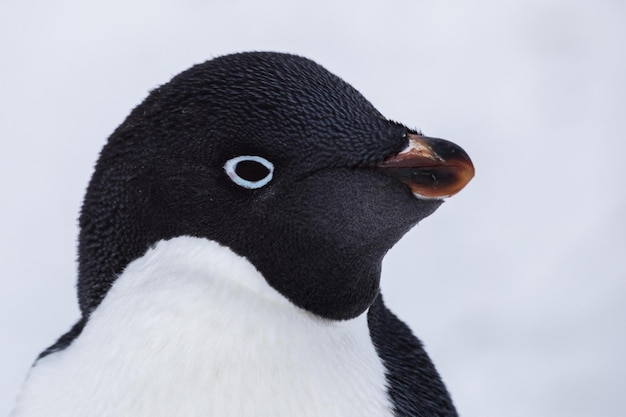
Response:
[12, 52, 474, 417]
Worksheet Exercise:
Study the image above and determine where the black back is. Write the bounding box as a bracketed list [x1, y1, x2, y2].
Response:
[369, 295, 458, 416]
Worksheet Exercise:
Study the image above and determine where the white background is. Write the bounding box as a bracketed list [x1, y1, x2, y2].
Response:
[1, 1, 625, 416]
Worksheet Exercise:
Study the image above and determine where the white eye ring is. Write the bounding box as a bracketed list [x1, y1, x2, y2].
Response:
[224, 155, 274, 189]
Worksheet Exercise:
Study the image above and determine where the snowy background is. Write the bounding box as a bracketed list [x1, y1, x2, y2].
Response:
[1, 1, 625, 416]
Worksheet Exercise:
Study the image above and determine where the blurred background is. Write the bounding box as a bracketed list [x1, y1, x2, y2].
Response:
[1, 0, 625, 416]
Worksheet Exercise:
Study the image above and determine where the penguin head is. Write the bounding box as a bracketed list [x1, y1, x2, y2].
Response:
[78, 52, 474, 320]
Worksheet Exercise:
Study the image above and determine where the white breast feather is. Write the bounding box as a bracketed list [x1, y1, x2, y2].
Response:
[12, 236, 394, 417]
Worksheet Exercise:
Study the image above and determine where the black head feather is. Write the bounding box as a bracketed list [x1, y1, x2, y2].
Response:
[77, 52, 441, 320]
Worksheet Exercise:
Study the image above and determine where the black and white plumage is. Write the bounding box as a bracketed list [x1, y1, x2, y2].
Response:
[12, 52, 474, 417]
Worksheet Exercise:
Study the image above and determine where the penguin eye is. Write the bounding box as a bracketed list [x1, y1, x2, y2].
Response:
[224, 156, 274, 189]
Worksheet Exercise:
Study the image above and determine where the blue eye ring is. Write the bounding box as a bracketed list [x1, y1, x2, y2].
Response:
[224, 155, 274, 189]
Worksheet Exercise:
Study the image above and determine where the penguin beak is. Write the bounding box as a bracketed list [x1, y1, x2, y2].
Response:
[378, 133, 475, 199]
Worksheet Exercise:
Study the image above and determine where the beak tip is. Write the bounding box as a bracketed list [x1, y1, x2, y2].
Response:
[379, 133, 475, 199]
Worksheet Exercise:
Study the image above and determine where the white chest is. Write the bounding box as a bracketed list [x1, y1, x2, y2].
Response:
[13, 237, 394, 417]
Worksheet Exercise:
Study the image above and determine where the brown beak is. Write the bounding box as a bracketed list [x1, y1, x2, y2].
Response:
[377, 133, 475, 199]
